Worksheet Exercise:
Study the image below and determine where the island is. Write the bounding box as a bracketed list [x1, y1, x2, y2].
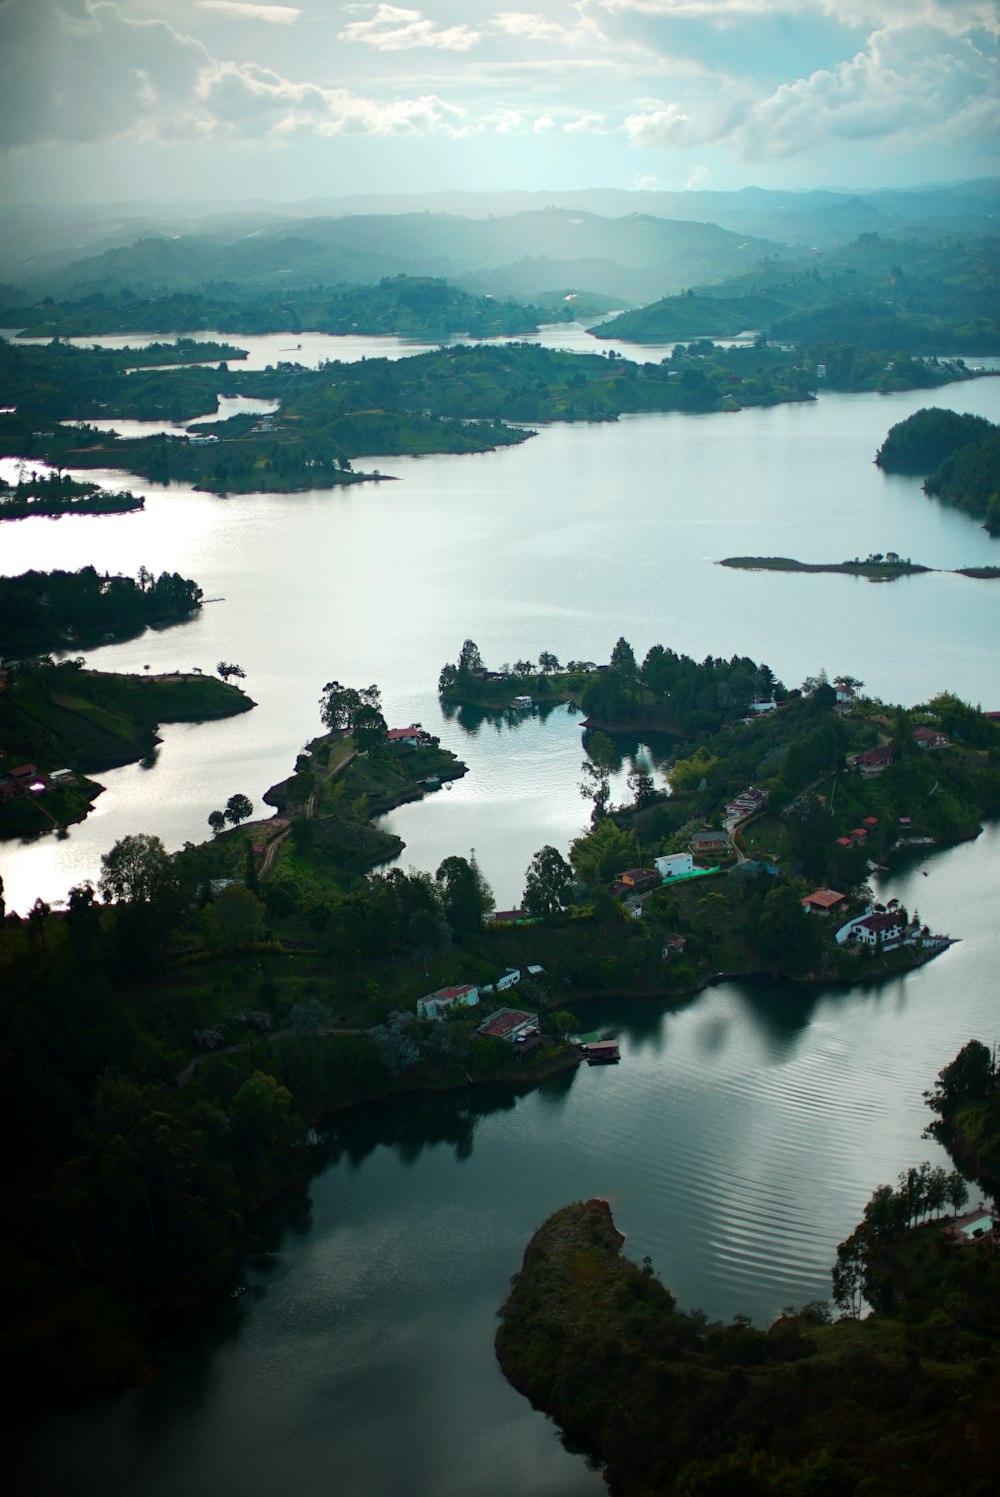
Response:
[876, 409, 1000, 536]
[0, 659, 254, 838]
[718, 554, 1000, 580]
[496, 1041, 999, 1496]
[0, 471, 144, 521]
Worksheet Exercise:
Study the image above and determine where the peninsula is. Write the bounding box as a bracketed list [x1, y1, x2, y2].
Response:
[496, 1040, 1000, 1496]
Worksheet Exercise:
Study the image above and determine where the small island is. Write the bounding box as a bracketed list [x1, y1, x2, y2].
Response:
[0, 471, 144, 521]
[718, 553, 1000, 581]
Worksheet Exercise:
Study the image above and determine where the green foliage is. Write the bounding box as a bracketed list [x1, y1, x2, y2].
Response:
[522, 845, 575, 918]
[0, 566, 202, 656]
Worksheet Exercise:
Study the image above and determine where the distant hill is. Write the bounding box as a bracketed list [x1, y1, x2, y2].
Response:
[5, 209, 783, 308]
[593, 232, 1000, 350]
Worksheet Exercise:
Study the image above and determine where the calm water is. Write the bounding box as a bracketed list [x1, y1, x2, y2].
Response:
[1, 372, 998, 914]
[9, 824, 999, 1497]
[4, 348, 1000, 1495]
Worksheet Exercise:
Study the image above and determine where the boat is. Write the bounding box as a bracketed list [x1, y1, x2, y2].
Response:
[583, 1040, 620, 1065]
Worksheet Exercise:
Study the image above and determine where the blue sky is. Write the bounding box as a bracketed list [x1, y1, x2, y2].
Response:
[0, 0, 996, 202]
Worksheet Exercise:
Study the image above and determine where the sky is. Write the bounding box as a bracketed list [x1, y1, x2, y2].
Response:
[0, 0, 997, 204]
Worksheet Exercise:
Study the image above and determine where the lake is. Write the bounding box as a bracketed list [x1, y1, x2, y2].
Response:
[8, 822, 999, 1497]
[0, 364, 998, 915]
[3, 336, 999, 1495]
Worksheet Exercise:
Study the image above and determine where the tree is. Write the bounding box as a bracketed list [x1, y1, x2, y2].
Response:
[201, 886, 265, 954]
[946, 1171, 969, 1217]
[627, 766, 658, 809]
[752, 884, 823, 974]
[569, 817, 634, 887]
[579, 758, 611, 823]
[457, 639, 484, 678]
[436, 853, 494, 938]
[523, 845, 574, 918]
[610, 635, 636, 683]
[217, 661, 246, 684]
[538, 651, 560, 674]
[225, 793, 253, 828]
[352, 703, 387, 752]
[208, 809, 226, 837]
[98, 833, 175, 905]
[319, 679, 381, 733]
[925, 1039, 995, 1116]
[289, 997, 334, 1036]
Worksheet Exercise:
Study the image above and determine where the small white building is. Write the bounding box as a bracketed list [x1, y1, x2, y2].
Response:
[479, 968, 521, 997]
[655, 852, 694, 879]
[417, 983, 479, 1020]
[512, 695, 532, 710]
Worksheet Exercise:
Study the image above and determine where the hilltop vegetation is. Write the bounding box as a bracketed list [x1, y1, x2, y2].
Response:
[594, 232, 1000, 352]
[877, 409, 1000, 534]
[0, 566, 203, 655]
[4, 276, 546, 341]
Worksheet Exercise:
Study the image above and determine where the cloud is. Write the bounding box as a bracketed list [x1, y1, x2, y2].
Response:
[624, 101, 691, 147]
[595, 0, 998, 35]
[338, 5, 479, 51]
[198, 1, 302, 22]
[731, 26, 1000, 157]
[491, 9, 601, 45]
[0, 0, 474, 148]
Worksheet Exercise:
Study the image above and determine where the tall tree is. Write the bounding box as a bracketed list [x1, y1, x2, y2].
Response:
[225, 793, 253, 827]
[436, 853, 494, 938]
[523, 845, 574, 918]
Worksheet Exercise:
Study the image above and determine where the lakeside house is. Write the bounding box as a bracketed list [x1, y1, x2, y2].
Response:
[662, 933, 687, 959]
[724, 786, 767, 821]
[476, 1008, 540, 1045]
[417, 983, 479, 1021]
[851, 745, 894, 777]
[511, 694, 533, 710]
[801, 887, 847, 916]
[836, 909, 907, 949]
[942, 1208, 999, 1248]
[913, 726, 948, 750]
[488, 907, 528, 924]
[655, 852, 694, 879]
[386, 725, 427, 747]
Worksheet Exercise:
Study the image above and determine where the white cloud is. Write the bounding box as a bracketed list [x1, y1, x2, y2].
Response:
[624, 101, 690, 147]
[491, 9, 601, 44]
[338, 5, 480, 52]
[563, 110, 607, 133]
[731, 26, 1000, 157]
[595, 0, 998, 35]
[198, 2, 302, 22]
[685, 162, 710, 187]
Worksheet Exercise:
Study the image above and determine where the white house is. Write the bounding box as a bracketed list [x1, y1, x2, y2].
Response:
[835, 911, 906, 949]
[655, 852, 694, 879]
[512, 695, 532, 710]
[417, 983, 479, 1020]
[479, 968, 521, 997]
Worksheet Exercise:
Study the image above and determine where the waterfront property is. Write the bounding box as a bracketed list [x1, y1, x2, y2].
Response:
[417, 983, 480, 1020]
[943, 1209, 999, 1247]
[479, 967, 522, 997]
[913, 726, 949, 750]
[836, 909, 907, 949]
[476, 1007, 540, 1044]
[655, 852, 694, 879]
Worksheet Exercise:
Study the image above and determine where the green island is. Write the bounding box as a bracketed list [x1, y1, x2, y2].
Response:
[2, 640, 999, 1404]
[495, 1038, 999, 1497]
[0, 657, 253, 838]
[0, 565, 204, 656]
[718, 554, 1000, 581]
[592, 231, 1000, 354]
[2, 330, 990, 501]
[876, 409, 1000, 535]
[0, 471, 144, 520]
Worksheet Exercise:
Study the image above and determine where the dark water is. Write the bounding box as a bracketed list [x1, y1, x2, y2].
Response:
[10, 824, 999, 1497]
